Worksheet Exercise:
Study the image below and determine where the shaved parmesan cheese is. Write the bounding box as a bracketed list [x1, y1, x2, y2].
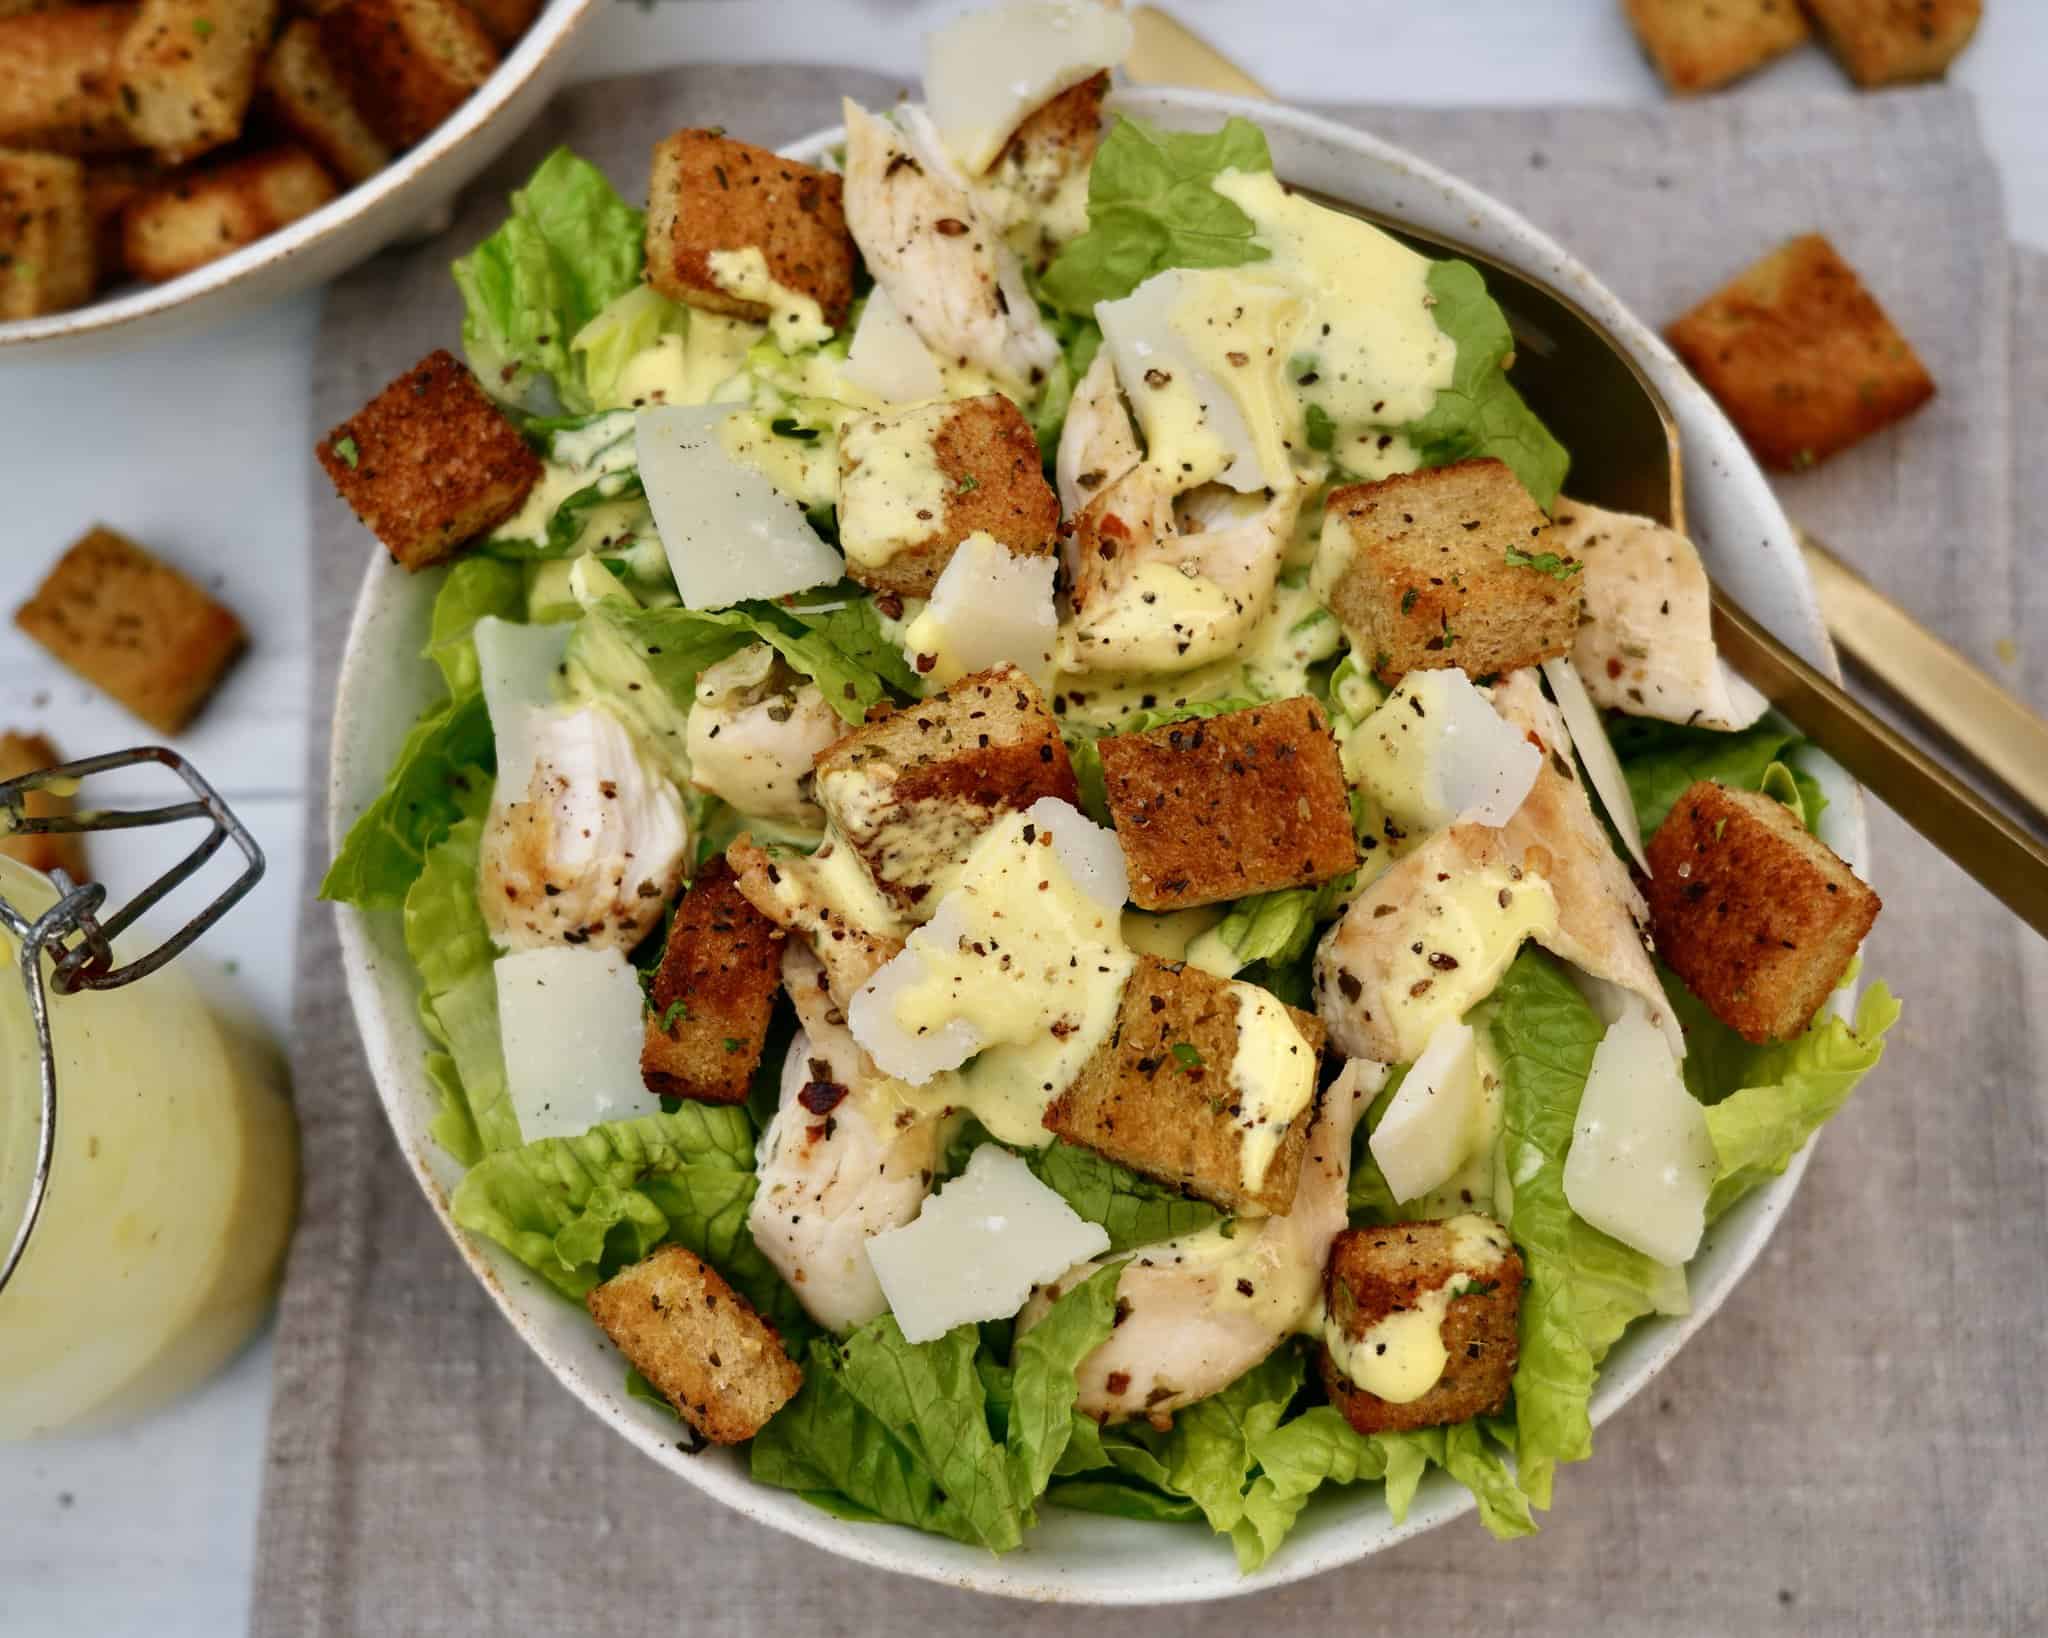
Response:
[923, 1, 1133, 175]
[1369, 1020, 1482, 1205]
[1348, 669, 1541, 833]
[475, 616, 570, 804]
[865, 1145, 1110, 1342]
[1718, 661, 1770, 728]
[1541, 655, 1649, 874]
[848, 917, 985, 1084]
[1563, 1009, 1715, 1266]
[495, 945, 651, 1141]
[634, 403, 843, 608]
[844, 285, 945, 403]
[1023, 796, 1127, 911]
[900, 532, 1058, 688]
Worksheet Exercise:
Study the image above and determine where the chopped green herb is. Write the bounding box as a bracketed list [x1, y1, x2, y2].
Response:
[1453, 1278, 1499, 1299]
[1303, 402, 1335, 452]
[332, 435, 360, 469]
[660, 998, 690, 1032]
[1169, 1041, 1204, 1072]
[1217, 1217, 1237, 1240]
[1400, 586, 1419, 614]
[1439, 616, 1459, 649]
[955, 474, 980, 494]
[769, 417, 819, 442]
[192, 16, 214, 36]
[722, 1036, 744, 1054]
[1503, 545, 1583, 581]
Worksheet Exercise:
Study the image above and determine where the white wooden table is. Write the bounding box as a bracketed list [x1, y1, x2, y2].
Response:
[2, 4, 2041, 1632]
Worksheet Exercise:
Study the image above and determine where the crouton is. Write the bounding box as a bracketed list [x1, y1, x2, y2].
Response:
[0, 732, 87, 883]
[584, 1244, 801, 1445]
[1622, 0, 1809, 94]
[115, 0, 277, 163]
[1803, 0, 1980, 85]
[14, 526, 246, 735]
[318, 0, 498, 150]
[315, 348, 541, 570]
[726, 833, 902, 1010]
[1096, 696, 1355, 912]
[1320, 459, 1579, 686]
[450, 0, 534, 47]
[259, 18, 391, 183]
[1665, 233, 1934, 470]
[81, 156, 161, 286]
[1644, 778, 1879, 1043]
[122, 143, 337, 280]
[837, 395, 1060, 599]
[1045, 954, 1326, 1215]
[644, 128, 854, 335]
[1318, 1217, 1523, 1437]
[0, 7, 138, 155]
[812, 663, 1079, 915]
[0, 150, 94, 319]
[641, 857, 785, 1105]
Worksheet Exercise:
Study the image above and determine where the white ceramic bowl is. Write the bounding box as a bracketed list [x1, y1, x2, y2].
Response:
[0, 0, 600, 359]
[332, 88, 1869, 1604]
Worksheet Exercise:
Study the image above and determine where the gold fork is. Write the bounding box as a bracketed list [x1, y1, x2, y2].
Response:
[1125, 5, 2048, 937]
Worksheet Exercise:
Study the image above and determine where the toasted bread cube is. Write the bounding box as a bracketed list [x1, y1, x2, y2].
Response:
[450, 0, 534, 47]
[319, 0, 497, 150]
[15, 526, 246, 734]
[1666, 233, 1934, 470]
[1045, 955, 1326, 1216]
[260, 18, 391, 183]
[1644, 779, 1879, 1043]
[1804, 0, 1980, 85]
[0, 150, 94, 319]
[1097, 697, 1354, 912]
[836, 395, 1060, 599]
[81, 156, 162, 286]
[0, 7, 138, 155]
[0, 732, 87, 883]
[1318, 1218, 1523, 1436]
[726, 833, 903, 1009]
[122, 143, 338, 280]
[1320, 459, 1578, 686]
[1622, 0, 1809, 93]
[641, 857, 785, 1105]
[644, 129, 854, 334]
[315, 348, 541, 570]
[585, 1245, 801, 1445]
[812, 664, 1079, 915]
[115, 0, 278, 163]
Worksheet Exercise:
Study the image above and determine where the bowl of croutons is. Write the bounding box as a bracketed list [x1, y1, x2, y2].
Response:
[0, 0, 599, 354]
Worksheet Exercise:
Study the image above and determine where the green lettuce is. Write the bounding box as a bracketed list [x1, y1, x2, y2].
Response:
[944, 1121, 1220, 1252]
[426, 558, 526, 695]
[320, 690, 493, 908]
[1044, 1476, 1203, 1522]
[1040, 116, 1273, 313]
[452, 148, 645, 415]
[572, 285, 690, 409]
[1607, 716, 1805, 834]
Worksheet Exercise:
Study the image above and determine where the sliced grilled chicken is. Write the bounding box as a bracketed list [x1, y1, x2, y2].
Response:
[686, 643, 842, 829]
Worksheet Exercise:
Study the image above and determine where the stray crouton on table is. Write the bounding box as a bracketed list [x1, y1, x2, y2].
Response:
[0, 731, 88, 883]
[1622, 0, 1811, 95]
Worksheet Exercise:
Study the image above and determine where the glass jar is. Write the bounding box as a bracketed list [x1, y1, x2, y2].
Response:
[0, 850, 299, 1438]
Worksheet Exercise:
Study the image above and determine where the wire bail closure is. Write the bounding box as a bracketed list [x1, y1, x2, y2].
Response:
[0, 748, 264, 1294]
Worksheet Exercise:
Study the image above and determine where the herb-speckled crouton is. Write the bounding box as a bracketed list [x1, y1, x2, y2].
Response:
[260, 18, 392, 183]
[1665, 233, 1934, 470]
[1045, 954, 1326, 1216]
[450, 0, 535, 47]
[837, 394, 1060, 598]
[1644, 778, 1879, 1043]
[1097, 696, 1355, 911]
[644, 128, 854, 338]
[0, 732, 87, 883]
[121, 144, 337, 280]
[318, 0, 498, 149]
[1621, 0, 1809, 94]
[1319, 1217, 1523, 1436]
[0, 7, 139, 156]
[316, 348, 541, 570]
[1803, 0, 1980, 86]
[812, 664, 1079, 916]
[726, 832, 903, 1008]
[641, 857, 785, 1105]
[0, 150, 94, 319]
[1319, 459, 1579, 685]
[14, 526, 246, 735]
[585, 1245, 801, 1445]
[115, 0, 277, 163]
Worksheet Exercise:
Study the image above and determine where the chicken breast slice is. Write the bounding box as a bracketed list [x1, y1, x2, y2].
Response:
[749, 944, 940, 1333]
[1553, 498, 1768, 731]
[1055, 345, 1141, 518]
[1018, 1059, 1378, 1425]
[841, 99, 1059, 395]
[479, 703, 689, 952]
[727, 833, 905, 1011]
[686, 643, 842, 829]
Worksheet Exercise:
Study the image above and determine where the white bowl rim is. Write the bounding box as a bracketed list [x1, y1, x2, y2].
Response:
[0, 0, 600, 352]
[331, 85, 1867, 1605]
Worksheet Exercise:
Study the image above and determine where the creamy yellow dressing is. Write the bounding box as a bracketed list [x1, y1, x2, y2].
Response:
[717, 409, 841, 508]
[1228, 982, 1317, 1195]
[490, 414, 640, 548]
[707, 246, 834, 350]
[837, 403, 957, 568]
[1131, 1217, 1323, 1336]
[1156, 273, 1303, 489]
[1055, 561, 1251, 676]
[1324, 1212, 1511, 1403]
[1120, 905, 1224, 962]
[1375, 865, 1559, 1064]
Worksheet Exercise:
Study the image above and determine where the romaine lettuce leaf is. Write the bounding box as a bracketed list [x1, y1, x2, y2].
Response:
[572, 284, 689, 410]
[1606, 716, 1804, 835]
[943, 1120, 1220, 1252]
[1044, 1475, 1203, 1522]
[320, 690, 494, 909]
[426, 558, 526, 696]
[451, 148, 645, 415]
[1039, 116, 1274, 314]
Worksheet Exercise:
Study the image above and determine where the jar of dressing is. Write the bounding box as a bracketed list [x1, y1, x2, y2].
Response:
[0, 753, 298, 1438]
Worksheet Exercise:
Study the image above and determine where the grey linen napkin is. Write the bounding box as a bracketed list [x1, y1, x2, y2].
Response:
[254, 70, 2048, 1636]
